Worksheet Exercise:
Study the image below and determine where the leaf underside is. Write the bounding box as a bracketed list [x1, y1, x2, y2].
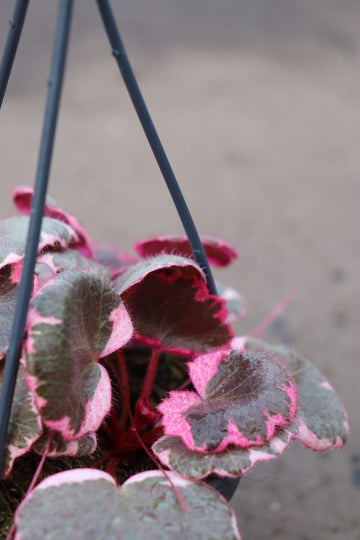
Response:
[135, 235, 238, 267]
[116, 255, 232, 355]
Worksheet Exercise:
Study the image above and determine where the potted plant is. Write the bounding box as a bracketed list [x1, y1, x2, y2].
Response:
[0, 186, 348, 539]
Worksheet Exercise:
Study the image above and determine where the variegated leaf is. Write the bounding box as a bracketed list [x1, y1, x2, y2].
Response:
[25, 271, 133, 440]
[13, 186, 92, 257]
[33, 429, 97, 458]
[1, 362, 42, 478]
[14, 469, 241, 540]
[244, 338, 349, 450]
[37, 250, 111, 283]
[0, 216, 80, 271]
[158, 349, 297, 452]
[153, 429, 291, 479]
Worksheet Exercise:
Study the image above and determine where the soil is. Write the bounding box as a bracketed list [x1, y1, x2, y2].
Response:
[0, 1, 359, 538]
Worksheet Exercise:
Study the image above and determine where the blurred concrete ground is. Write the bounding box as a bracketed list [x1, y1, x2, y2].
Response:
[0, 1, 359, 538]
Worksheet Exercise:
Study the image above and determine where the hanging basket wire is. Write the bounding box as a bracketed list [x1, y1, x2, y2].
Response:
[0, 0, 232, 488]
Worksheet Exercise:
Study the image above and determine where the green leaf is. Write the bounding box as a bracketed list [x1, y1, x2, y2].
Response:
[14, 469, 241, 539]
[244, 338, 349, 450]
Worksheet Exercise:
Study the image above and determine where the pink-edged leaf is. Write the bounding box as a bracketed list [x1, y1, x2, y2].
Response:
[216, 282, 247, 322]
[158, 349, 297, 453]
[1, 361, 42, 478]
[13, 186, 93, 258]
[92, 242, 138, 278]
[0, 265, 21, 359]
[244, 338, 349, 450]
[135, 234, 238, 267]
[0, 216, 81, 271]
[33, 429, 97, 458]
[14, 469, 241, 540]
[0, 264, 40, 360]
[153, 429, 292, 479]
[37, 250, 111, 283]
[115, 255, 233, 355]
[25, 271, 133, 440]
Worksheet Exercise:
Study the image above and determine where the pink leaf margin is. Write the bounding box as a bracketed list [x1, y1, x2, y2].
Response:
[13, 186, 93, 258]
[159, 348, 298, 453]
[135, 234, 239, 267]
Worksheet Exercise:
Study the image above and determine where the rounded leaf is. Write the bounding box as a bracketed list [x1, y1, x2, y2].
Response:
[159, 349, 297, 452]
[25, 271, 133, 440]
[115, 255, 232, 355]
[13, 186, 93, 257]
[245, 338, 349, 450]
[0, 216, 81, 271]
[14, 469, 241, 539]
[153, 430, 292, 479]
[135, 234, 238, 267]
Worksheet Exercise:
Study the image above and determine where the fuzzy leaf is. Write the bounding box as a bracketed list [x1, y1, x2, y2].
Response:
[33, 429, 97, 458]
[158, 349, 297, 452]
[153, 429, 291, 479]
[115, 255, 232, 355]
[135, 235, 238, 267]
[1, 362, 42, 478]
[13, 186, 93, 257]
[92, 242, 138, 278]
[25, 271, 133, 440]
[37, 250, 111, 283]
[14, 469, 241, 540]
[244, 338, 349, 450]
[0, 216, 81, 271]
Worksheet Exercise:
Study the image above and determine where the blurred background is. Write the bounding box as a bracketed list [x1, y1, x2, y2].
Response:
[0, 1, 359, 538]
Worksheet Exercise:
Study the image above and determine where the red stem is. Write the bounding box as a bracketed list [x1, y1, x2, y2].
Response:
[6, 431, 54, 540]
[127, 406, 187, 512]
[116, 349, 131, 431]
[140, 346, 161, 401]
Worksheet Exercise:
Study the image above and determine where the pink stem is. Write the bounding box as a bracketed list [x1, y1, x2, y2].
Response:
[6, 431, 54, 540]
[140, 347, 162, 401]
[127, 406, 187, 512]
[250, 289, 298, 338]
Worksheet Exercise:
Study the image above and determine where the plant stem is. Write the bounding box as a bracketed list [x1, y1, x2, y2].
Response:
[116, 350, 131, 431]
[95, 0, 217, 295]
[140, 347, 161, 402]
[6, 431, 54, 540]
[0, 0, 74, 477]
[127, 407, 187, 512]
